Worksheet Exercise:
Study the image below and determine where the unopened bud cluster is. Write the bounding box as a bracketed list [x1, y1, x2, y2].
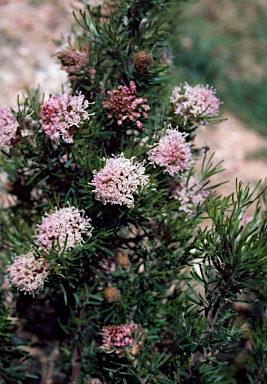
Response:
[100, 322, 146, 357]
[103, 81, 150, 129]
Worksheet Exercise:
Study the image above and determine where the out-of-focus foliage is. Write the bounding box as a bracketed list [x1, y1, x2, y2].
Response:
[170, 0, 267, 136]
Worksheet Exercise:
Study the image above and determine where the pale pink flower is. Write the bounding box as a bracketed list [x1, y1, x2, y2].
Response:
[98, 256, 117, 273]
[240, 216, 254, 227]
[39, 93, 89, 144]
[8, 252, 50, 294]
[0, 106, 20, 153]
[0, 106, 36, 152]
[170, 83, 221, 124]
[37, 206, 93, 254]
[171, 176, 210, 213]
[147, 128, 192, 176]
[235, 215, 256, 244]
[88, 68, 96, 76]
[100, 322, 145, 356]
[103, 81, 150, 128]
[88, 379, 103, 384]
[91, 154, 149, 208]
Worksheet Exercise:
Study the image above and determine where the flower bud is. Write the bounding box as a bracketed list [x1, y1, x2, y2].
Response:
[133, 51, 153, 72]
[131, 347, 139, 355]
[116, 252, 130, 267]
[103, 286, 121, 303]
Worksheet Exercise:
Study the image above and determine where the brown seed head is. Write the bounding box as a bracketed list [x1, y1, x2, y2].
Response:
[103, 286, 121, 303]
[116, 252, 130, 267]
[133, 51, 153, 72]
[55, 48, 88, 75]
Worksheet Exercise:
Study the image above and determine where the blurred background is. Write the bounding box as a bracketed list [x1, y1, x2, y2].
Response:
[0, 0, 267, 196]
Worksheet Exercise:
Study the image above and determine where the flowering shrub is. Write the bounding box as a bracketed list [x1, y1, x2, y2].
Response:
[170, 82, 221, 124]
[147, 127, 192, 176]
[1, 1, 266, 383]
[103, 81, 150, 128]
[8, 252, 50, 294]
[91, 154, 149, 208]
[36, 206, 93, 254]
[39, 92, 89, 144]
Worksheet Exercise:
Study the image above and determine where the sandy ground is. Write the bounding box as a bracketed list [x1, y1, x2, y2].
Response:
[195, 115, 267, 197]
[0, 0, 267, 199]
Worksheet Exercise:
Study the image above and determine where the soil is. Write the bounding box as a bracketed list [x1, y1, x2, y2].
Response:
[1, 0, 267, 199]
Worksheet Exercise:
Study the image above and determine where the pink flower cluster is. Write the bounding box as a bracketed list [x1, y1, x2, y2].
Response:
[8, 252, 50, 294]
[171, 176, 210, 213]
[100, 322, 145, 356]
[39, 93, 89, 144]
[91, 154, 149, 208]
[170, 83, 221, 124]
[36, 206, 93, 254]
[147, 127, 192, 176]
[103, 81, 150, 128]
[0, 106, 20, 153]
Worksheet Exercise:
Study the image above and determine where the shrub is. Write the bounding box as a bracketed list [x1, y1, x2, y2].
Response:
[0, 1, 267, 383]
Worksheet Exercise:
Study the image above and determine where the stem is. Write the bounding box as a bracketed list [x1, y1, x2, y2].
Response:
[71, 342, 81, 383]
[71, 289, 85, 383]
